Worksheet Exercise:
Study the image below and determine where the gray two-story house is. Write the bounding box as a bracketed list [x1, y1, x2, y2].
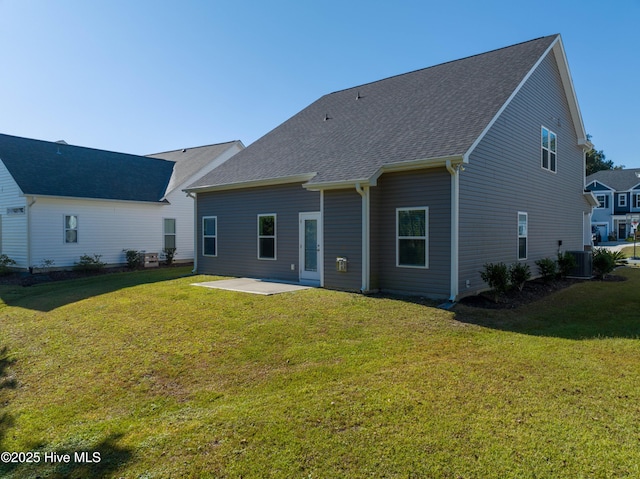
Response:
[586, 169, 640, 242]
[186, 34, 594, 301]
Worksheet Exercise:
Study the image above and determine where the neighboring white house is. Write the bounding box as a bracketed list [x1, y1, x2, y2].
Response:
[0, 133, 243, 270]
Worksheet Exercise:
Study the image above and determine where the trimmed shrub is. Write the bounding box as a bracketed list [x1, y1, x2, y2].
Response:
[123, 249, 143, 269]
[509, 263, 531, 292]
[480, 262, 510, 302]
[74, 254, 106, 272]
[535, 257, 557, 283]
[592, 248, 616, 279]
[162, 247, 176, 266]
[557, 252, 577, 278]
[0, 254, 17, 276]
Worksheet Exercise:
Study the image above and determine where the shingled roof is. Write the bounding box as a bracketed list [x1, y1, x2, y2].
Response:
[148, 140, 244, 195]
[187, 34, 565, 191]
[0, 133, 175, 202]
[587, 169, 640, 191]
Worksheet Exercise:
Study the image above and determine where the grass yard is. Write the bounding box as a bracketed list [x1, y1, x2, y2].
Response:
[0, 266, 639, 478]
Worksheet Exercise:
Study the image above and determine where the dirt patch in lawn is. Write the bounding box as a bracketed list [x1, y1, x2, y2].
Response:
[459, 275, 627, 309]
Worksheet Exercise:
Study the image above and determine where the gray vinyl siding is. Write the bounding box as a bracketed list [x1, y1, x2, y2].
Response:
[372, 168, 451, 298]
[459, 49, 588, 296]
[196, 183, 320, 282]
[323, 189, 362, 291]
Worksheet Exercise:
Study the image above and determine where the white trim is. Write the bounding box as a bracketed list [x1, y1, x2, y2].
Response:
[257, 213, 277, 260]
[355, 183, 371, 292]
[541, 126, 558, 173]
[396, 207, 429, 269]
[446, 160, 460, 301]
[518, 212, 528, 260]
[202, 216, 217, 257]
[64, 214, 79, 244]
[163, 217, 176, 250]
[320, 191, 324, 287]
[185, 174, 316, 194]
[298, 211, 322, 285]
[618, 194, 627, 208]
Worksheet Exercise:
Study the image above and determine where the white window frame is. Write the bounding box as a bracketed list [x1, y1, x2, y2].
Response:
[163, 218, 176, 250]
[202, 216, 217, 257]
[518, 212, 528, 260]
[634, 193, 640, 209]
[595, 194, 607, 209]
[396, 207, 429, 269]
[257, 214, 277, 260]
[541, 126, 557, 173]
[618, 194, 627, 208]
[64, 214, 78, 244]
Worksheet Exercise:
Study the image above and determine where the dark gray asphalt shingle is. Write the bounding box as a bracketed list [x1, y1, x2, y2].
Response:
[0, 133, 175, 202]
[188, 35, 558, 190]
[587, 169, 640, 191]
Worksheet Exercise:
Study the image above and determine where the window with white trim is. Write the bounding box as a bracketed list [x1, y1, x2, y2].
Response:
[634, 193, 640, 209]
[258, 214, 276, 260]
[164, 218, 176, 250]
[64, 215, 78, 243]
[595, 194, 608, 209]
[541, 127, 557, 172]
[396, 207, 428, 268]
[202, 216, 217, 257]
[518, 212, 528, 260]
[618, 194, 627, 208]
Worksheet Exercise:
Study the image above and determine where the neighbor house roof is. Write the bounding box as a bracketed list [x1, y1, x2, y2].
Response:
[586, 169, 640, 191]
[147, 140, 244, 195]
[187, 34, 586, 192]
[0, 133, 175, 202]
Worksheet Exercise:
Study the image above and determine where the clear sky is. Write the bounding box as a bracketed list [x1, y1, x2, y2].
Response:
[1, 0, 638, 167]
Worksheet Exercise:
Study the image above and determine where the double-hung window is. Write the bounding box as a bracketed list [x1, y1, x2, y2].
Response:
[618, 195, 627, 208]
[164, 218, 176, 250]
[65, 215, 78, 243]
[258, 214, 276, 260]
[634, 193, 640, 209]
[396, 207, 428, 268]
[518, 212, 528, 260]
[596, 194, 608, 209]
[202, 216, 217, 256]
[541, 127, 557, 172]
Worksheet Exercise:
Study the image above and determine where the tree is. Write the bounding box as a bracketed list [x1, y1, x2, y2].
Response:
[585, 134, 623, 176]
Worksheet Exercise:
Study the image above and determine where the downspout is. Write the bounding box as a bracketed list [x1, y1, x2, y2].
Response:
[186, 192, 197, 274]
[355, 183, 370, 293]
[445, 161, 460, 302]
[26, 196, 36, 271]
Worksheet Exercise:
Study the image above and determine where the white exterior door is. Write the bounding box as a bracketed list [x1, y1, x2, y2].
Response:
[299, 212, 322, 285]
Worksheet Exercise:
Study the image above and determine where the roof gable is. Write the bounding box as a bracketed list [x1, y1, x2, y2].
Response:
[0, 133, 175, 202]
[586, 169, 640, 192]
[188, 35, 573, 191]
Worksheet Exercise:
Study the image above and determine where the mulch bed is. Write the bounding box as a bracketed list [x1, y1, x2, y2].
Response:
[459, 275, 627, 309]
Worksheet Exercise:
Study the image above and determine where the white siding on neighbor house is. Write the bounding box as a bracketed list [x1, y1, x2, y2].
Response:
[29, 196, 185, 268]
[0, 159, 28, 267]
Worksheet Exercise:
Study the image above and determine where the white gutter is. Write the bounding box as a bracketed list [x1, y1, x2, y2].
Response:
[355, 182, 370, 293]
[186, 192, 198, 273]
[445, 160, 461, 302]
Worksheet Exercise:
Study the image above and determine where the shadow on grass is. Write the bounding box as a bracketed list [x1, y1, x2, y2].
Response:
[0, 346, 134, 478]
[0, 266, 193, 312]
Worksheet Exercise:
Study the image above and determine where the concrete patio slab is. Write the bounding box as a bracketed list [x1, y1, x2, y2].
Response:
[191, 277, 313, 295]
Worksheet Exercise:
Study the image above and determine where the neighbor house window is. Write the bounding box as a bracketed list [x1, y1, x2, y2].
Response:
[634, 193, 640, 209]
[6, 207, 25, 215]
[396, 207, 428, 268]
[518, 212, 528, 260]
[541, 127, 557, 172]
[618, 195, 627, 208]
[202, 216, 217, 257]
[258, 214, 276, 260]
[164, 218, 176, 250]
[64, 215, 78, 243]
[596, 194, 608, 209]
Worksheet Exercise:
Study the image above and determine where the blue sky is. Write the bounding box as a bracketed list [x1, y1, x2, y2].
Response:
[1, 0, 638, 167]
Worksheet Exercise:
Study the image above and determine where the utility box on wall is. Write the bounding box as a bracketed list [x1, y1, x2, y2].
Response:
[336, 257, 348, 272]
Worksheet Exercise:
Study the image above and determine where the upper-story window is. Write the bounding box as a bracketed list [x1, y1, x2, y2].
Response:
[595, 194, 608, 209]
[634, 193, 640, 209]
[618, 194, 627, 208]
[541, 127, 557, 173]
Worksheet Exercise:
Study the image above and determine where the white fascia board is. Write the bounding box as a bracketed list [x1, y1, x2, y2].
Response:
[19, 193, 169, 205]
[583, 191, 600, 208]
[184, 173, 317, 194]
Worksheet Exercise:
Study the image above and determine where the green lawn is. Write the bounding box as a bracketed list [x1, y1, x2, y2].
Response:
[1, 266, 639, 478]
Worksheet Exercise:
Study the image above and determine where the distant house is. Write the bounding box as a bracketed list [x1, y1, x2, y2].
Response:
[586, 168, 640, 241]
[0, 133, 243, 270]
[185, 34, 594, 301]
